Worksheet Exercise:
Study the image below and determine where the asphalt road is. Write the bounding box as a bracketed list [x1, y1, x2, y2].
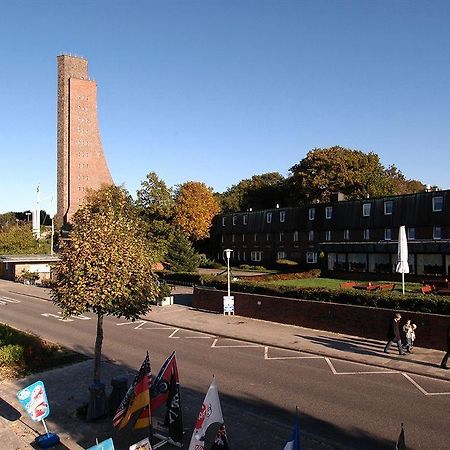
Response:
[1, 283, 449, 449]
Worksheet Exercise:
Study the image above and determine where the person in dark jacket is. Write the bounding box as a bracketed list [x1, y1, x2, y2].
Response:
[384, 313, 406, 355]
[440, 325, 450, 369]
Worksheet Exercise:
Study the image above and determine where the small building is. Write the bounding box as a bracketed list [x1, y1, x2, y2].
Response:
[0, 255, 59, 282]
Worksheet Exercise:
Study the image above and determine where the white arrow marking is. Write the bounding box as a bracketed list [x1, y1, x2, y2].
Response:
[41, 313, 73, 322]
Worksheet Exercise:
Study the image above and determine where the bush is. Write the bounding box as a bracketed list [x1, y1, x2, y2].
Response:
[0, 344, 25, 366]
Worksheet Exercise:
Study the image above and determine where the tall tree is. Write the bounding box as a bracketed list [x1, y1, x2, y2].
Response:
[384, 165, 426, 195]
[173, 181, 221, 241]
[288, 146, 395, 203]
[136, 171, 175, 258]
[219, 172, 288, 212]
[165, 230, 201, 272]
[51, 185, 161, 387]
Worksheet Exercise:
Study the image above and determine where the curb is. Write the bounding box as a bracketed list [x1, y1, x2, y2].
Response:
[142, 310, 450, 383]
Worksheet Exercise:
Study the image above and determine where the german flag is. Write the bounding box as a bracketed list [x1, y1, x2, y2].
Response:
[113, 353, 151, 430]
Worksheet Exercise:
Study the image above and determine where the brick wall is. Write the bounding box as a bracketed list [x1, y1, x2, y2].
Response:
[193, 287, 450, 350]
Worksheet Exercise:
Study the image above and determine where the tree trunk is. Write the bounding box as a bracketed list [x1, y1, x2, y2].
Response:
[94, 313, 104, 382]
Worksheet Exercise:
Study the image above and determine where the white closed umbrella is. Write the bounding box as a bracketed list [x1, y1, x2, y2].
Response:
[396, 225, 409, 295]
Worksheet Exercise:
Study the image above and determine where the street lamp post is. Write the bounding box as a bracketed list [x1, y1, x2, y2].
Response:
[224, 248, 232, 297]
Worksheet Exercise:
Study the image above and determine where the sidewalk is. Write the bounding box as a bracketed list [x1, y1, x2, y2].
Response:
[146, 287, 450, 382]
[1, 284, 449, 449]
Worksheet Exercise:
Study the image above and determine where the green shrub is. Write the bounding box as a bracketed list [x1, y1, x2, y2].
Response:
[239, 264, 252, 270]
[254, 265, 266, 271]
[0, 344, 25, 366]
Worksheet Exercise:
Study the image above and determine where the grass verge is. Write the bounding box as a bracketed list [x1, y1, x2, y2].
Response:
[0, 323, 87, 379]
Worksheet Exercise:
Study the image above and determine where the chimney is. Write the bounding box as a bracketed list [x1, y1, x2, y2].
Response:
[330, 192, 345, 203]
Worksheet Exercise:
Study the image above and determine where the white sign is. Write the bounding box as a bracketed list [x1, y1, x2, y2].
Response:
[223, 295, 234, 314]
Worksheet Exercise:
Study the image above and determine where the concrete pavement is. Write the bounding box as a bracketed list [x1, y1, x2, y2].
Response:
[1, 283, 449, 449]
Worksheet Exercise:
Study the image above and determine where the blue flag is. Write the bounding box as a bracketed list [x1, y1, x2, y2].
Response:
[282, 416, 300, 450]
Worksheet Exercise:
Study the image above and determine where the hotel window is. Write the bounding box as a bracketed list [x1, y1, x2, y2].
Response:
[254, 233, 258, 242]
[221, 235, 224, 243]
[363, 203, 371, 217]
[309, 230, 314, 241]
[232, 216, 237, 225]
[325, 230, 331, 241]
[242, 234, 245, 242]
[266, 233, 270, 241]
[266, 212, 272, 223]
[232, 234, 235, 243]
[309, 208, 315, 220]
[293, 231, 299, 242]
[325, 206, 332, 219]
[306, 252, 317, 264]
[277, 251, 286, 259]
[237, 251, 240, 261]
[364, 229, 370, 240]
[344, 229, 350, 240]
[242, 251, 246, 261]
[384, 200, 393, 215]
[432, 196, 443, 212]
[222, 217, 226, 226]
[279, 232, 284, 242]
[407, 227, 415, 240]
[251, 251, 262, 262]
[385, 228, 392, 241]
[433, 226, 442, 240]
[243, 214, 248, 225]
[280, 211, 286, 222]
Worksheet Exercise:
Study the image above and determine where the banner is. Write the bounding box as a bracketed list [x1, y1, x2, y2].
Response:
[189, 378, 224, 450]
[129, 437, 152, 450]
[17, 380, 50, 422]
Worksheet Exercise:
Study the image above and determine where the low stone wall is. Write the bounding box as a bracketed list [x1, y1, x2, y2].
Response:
[193, 286, 450, 351]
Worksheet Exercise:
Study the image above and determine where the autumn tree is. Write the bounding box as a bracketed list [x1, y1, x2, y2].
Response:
[51, 185, 161, 416]
[219, 172, 288, 212]
[384, 165, 425, 195]
[173, 181, 221, 241]
[0, 222, 50, 254]
[136, 171, 175, 258]
[288, 146, 395, 203]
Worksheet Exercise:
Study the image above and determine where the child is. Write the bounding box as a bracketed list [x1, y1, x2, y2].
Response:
[403, 320, 417, 353]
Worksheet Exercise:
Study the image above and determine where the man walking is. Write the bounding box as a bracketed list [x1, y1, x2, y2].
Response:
[440, 325, 450, 369]
[384, 313, 406, 355]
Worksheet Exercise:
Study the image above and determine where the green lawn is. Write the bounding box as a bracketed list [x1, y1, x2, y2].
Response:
[265, 277, 423, 293]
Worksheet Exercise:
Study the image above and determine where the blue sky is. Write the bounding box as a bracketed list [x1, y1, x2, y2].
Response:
[1, 0, 450, 214]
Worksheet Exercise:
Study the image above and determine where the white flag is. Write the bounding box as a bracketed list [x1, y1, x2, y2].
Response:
[188, 378, 224, 450]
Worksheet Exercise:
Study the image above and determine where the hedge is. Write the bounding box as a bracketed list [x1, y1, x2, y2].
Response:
[157, 271, 450, 315]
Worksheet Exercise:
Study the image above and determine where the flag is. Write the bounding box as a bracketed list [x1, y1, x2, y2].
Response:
[113, 353, 151, 430]
[189, 378, 224, 450]
[282, 415, 300, 450]
[151, 351, 183, 445]
[395, 424, 406, 450]
[151, 351, 179, 413]
[210, 424, 229, 450]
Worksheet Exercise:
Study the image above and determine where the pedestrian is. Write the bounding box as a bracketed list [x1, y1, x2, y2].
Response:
[384, 313, 406, 355]
[402, 320, 417, 353]
[440, 325, 450, 370]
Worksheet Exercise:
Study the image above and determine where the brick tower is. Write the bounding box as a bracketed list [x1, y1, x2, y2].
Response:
[56, 54, 113, 227]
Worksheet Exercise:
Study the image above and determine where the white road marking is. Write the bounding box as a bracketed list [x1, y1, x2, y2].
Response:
[264, 346, 321, 360]
[211, 338, 263, 348]
[0, 296, 21, 304]
[168, 328, 214, 339]
[41, 313, 73, 322]
[402, 373, 450, 396]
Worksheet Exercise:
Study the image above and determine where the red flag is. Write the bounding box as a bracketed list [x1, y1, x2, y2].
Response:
[113, 353, 151, 430]
[151, 351, 179, 412]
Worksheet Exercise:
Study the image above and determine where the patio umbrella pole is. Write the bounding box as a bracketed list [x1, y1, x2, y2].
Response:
[402, 273, 405, 295]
